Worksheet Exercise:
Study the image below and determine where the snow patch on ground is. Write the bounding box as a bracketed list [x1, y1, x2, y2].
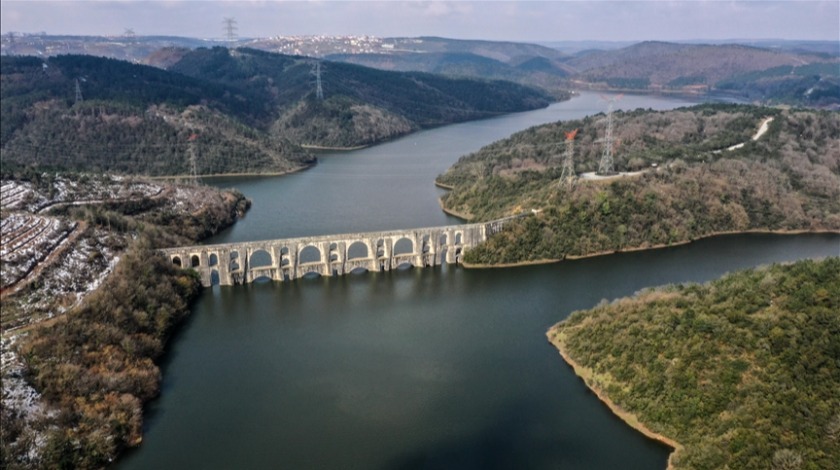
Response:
[1, 175, 163, 214]
[1, 334, 53, 465]
[5, 229, 119, 330]
[1, 336, 46, 419]
[1, 214, 75, 289]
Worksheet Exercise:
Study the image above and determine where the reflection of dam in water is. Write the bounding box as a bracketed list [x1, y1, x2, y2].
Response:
[162, 217, 520, 286]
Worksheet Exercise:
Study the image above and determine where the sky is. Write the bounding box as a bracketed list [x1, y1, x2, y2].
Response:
[1, 0, 838, 43]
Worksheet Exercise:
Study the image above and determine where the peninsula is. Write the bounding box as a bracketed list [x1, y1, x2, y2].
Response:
[437, 104, 840, 265]
[549, 258, 840, 470]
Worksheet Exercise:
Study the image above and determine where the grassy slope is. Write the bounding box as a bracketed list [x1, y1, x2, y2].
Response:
[549, 258, 840, 470]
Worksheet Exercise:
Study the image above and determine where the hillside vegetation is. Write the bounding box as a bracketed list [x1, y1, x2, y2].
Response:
[5, 35, 837, 108]
[1, 49, 552, 174]
[567, 42, 839, 107]
[437, 104, 840, 264]
[327, 52, 573, 97]
[169, 47, 554, 148]
[549, 258, 840, 470]
[1, 55, 313, 176]
[325, 40, 836, 108]
[1, 172, 251, 469]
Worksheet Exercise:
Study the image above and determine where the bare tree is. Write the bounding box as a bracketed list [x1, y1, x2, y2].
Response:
[826, 413, 840, 443]
[772, 449, 802, 470]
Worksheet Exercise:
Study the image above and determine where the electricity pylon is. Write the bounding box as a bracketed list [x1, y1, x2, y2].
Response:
[223, 17, 238, 42]
[597, 94, 623, 175]
[187, 133, 200, 182]
[312, 61, 324, 100]
[74, 78, 83, 104]
[559, 129, 578, 187]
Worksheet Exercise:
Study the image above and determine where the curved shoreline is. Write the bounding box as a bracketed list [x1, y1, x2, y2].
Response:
[547, 329, 683, 470]
[462, 228, 840, 269]
[301, 144, 369, 151]
[148, 162, 316, 180]
[437, 197, 474, 221]
[461, 258, 559, 269]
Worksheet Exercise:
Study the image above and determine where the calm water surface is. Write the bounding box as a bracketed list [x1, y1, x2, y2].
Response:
[117, 93, 839, 469]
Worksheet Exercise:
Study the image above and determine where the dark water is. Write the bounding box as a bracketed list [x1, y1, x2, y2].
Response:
[117, 93, 840, 469]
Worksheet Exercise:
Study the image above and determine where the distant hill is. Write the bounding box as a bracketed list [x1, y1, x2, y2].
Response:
[382, 36, 565, 63]
[567, 41, 822, 79]
[0, 34, 218, 63]
[168, 47, 554, 148]
[246, 35, 566, 63]
[564, 41, 839, 106]
[326, 51, 572, 97]
[4, 35, 836, 108]
[320, 36, 575, 97]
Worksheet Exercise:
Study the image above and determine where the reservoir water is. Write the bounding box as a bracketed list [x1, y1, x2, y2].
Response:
[117, 93, 839, 469]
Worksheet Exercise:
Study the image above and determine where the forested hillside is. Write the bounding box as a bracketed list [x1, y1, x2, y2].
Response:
[549, 258, 840, 470]
[169, 47, 554, 147]
[6, 35, 837, 108]
[566, 41, 839, 107]
[327, 52, 573, 97]
[0, 55, 313, 176]
[1, 48, 554, 172]
[437, 104, 840, 264]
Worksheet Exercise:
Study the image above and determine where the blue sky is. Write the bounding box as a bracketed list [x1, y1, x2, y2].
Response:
[2, 1, 838, 42]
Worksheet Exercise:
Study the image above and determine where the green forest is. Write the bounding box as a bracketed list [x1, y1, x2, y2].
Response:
[1, 49, 553, 174]
[436, 104, 840, 264]
[550, 258, 840, 470]
[1, 55, 314, 176]
[170, 47, 554, 147]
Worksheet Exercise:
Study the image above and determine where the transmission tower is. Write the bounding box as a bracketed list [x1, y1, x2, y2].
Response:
[223, 17, 238, 42]
[312, 61, 324, 100]
[597, 94, 622, 175]
[559, 129, 578, 186]
[187, 133, 200, 182]
[74, 78, 83, 104]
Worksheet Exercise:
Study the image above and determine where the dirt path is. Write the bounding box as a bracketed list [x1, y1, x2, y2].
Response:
[722, 116, 775, 152]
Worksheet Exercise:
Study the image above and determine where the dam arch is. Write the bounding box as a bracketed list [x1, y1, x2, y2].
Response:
[162, 216, 525, 286]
